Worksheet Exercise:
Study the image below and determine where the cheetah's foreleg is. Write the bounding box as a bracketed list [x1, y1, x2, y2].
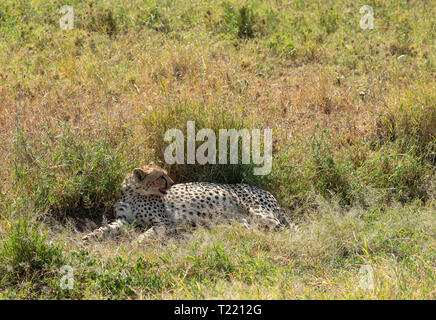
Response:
[82, 218, 128, 243]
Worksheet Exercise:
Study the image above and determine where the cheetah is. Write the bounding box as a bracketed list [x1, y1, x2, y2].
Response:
[82, 164, 294, 244]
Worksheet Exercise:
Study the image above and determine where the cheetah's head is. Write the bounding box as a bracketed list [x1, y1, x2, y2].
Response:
[128, 164, 174, 197]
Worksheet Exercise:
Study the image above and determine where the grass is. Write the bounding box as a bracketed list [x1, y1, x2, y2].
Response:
[0, 0, 434, 299]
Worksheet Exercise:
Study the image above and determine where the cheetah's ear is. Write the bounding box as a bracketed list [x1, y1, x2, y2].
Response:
[133, 168, 147, 181]
[149, 161, 155, 166]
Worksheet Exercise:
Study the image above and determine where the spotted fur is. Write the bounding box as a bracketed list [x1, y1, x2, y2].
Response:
[82, 165, 294, 244]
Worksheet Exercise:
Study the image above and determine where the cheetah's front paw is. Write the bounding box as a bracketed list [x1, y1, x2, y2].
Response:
[81, 229, 103, 244]
[81, 233, 95, 244]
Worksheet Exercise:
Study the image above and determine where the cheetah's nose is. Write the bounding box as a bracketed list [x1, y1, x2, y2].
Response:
[167, 178, 174, 187]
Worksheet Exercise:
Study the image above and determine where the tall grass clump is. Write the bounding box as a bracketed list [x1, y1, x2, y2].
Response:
[221, 3, 256, 39]
[11, 123, 131, 221]
[0, 219, 64, 285]
[356, 144, 430, 203]
[376, 86, 436, 164]
[139, 98, 270, 188]
[137, 5, 171, 33]
[367, 85, 435, 202]
[308, 132, 354, 206]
